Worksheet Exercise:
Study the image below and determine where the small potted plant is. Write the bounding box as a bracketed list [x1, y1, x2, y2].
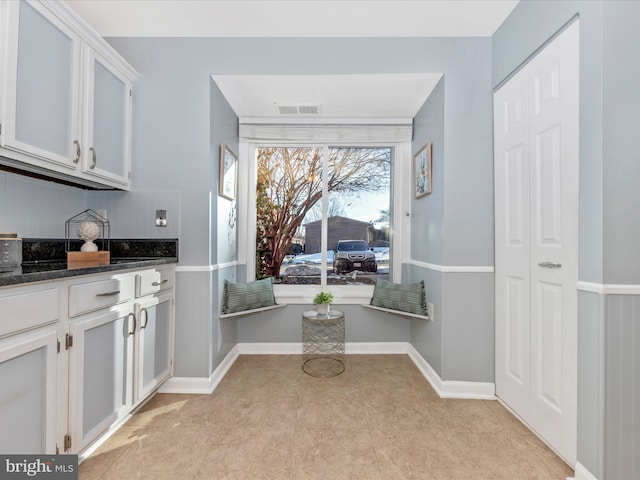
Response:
[313, 291, 334, 315]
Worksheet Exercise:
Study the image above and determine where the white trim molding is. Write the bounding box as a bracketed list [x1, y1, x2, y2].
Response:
[161, 342, 495, 400]
[407, 344, 496, 399]
[407, 259, 494, 274]
[175, 261, 239, 273]
[236, 342, 410, 355]
[572, 462, 598, 480]
[577, 281, 640, 295]
[239, 122, 413, 143]
[159, 345, 240, 394]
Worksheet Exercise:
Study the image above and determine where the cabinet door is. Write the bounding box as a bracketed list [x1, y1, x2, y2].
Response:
[69, 306, 135, 453]
[81, 47, 132, 187]
[135, 291, 174, 402]
[1, 0, 81, 168]
[0, 325, 58, 454]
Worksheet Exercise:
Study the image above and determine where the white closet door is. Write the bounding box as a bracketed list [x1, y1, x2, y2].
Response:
[494, 63, 532, 422]
[494, 20, 579, 466]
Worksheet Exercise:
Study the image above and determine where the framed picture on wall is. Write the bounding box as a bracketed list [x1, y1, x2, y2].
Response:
[414, 142, 432, 198]
[219, 144, 237, 200]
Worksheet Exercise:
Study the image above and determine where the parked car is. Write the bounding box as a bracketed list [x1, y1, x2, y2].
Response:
[333, 240, 377, 274]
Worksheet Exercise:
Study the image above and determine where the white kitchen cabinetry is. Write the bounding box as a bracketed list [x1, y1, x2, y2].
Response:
[0, 285, 63, 455]
[0, 264, 175, 456]
[66, 266, 174, 454]
[135, 290, 174, 402]
[0, 0, 136, 189]
[81, 47, 133, 186]
[68, 304, 135, 453]
[0, 0, 80, 169]
[134, 269, 175, 402]
[0, 326, 60, 454]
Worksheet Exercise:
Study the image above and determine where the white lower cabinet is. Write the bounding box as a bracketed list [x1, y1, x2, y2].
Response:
[0, 264, 175, 456]
[0, 325, 59, 454]
[67, 267, 175, 455]
[68, 304, 135, 453]
[135, 290, 174, 402]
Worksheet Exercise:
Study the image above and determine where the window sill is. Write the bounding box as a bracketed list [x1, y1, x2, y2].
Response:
[274, 284, 374, 305]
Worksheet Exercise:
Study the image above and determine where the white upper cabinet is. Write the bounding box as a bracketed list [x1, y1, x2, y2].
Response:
[81, 48, 132, 186]
[1, 1, 81, 169]
[0, 0, 137, 189]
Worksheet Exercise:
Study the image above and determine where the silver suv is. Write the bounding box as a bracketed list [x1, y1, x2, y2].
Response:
[333, 240, 377, 274]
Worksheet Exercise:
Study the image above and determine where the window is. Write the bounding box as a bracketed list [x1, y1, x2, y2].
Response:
[255, 146, 392, 287]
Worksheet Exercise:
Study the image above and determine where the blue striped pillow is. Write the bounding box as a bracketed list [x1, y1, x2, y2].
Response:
[222, 278, 276, 314]
[370, 278, 427, 316]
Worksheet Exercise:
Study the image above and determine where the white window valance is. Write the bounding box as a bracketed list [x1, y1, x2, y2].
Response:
[238, 121, 413, 143]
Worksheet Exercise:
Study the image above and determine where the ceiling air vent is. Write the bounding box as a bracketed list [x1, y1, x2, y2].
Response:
[274, 104, 321, 115]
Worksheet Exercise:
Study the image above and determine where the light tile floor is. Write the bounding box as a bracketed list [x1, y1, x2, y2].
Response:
[79, 355, 574, 480]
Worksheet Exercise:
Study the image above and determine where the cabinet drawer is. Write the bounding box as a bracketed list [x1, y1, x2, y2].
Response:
[69, 276, 134, 317]
[0, 288, 59, 338]
[136, 269, 174, 297]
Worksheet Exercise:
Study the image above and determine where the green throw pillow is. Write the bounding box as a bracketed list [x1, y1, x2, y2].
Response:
[370, 278, 427, 316]
[222, 278, 276, 314]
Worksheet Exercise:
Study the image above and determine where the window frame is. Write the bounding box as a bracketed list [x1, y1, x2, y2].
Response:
[238, 140, 412, 305]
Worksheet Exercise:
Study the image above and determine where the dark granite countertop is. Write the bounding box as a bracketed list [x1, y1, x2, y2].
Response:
[0, 238, 178, 288]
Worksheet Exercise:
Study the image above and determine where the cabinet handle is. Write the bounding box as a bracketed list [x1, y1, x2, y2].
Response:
[73, 140, 81, 164]
[152, 280, 168, 287]
[538, 262, 562, 269]
[127, 313, 136, 336]
[89, 146, 97, 169]
[141, 308, 149, 330]
[96, 290, 120, 297]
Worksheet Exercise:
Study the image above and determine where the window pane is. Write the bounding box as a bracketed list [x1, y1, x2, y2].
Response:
[327, 147, 391, 285]
[256, 147, 322, 284]
[255, 146, 392, 286]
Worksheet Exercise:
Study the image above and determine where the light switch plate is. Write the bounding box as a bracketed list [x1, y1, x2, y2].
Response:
[155, 209, 167, 227]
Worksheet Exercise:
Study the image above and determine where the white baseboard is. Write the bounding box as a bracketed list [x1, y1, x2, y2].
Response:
[572, 462, 598, 480]
[237, 342, 301, 354]
[159, 345, 240, 394]
[160, 342, 494, 400]
[236, 342, 410, 355]
[346, 342, 409, 354]
[407, 344, 496, 399]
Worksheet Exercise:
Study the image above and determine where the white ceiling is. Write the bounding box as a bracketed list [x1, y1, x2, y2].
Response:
[64, 0, 518, 119]
[64, 1, 518, 38]
[212, 73, 443, 119]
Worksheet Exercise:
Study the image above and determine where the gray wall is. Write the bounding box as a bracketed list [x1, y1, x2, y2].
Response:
[408, 48, 495, 384]
[602, 1, 640, 285]
[493, 0, 604, 285]
[211, 77, 239, 265]
[2, 4, 637, 475]
[105, 35, 496, 384]
[1, 34, 496, 383]
[411, 77, 445, 266]
[0, 170, 86, 237]
[494, 1, 640, 477]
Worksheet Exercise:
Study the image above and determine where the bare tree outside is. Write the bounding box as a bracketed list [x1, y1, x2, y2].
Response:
[256, 146, 390, 281]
